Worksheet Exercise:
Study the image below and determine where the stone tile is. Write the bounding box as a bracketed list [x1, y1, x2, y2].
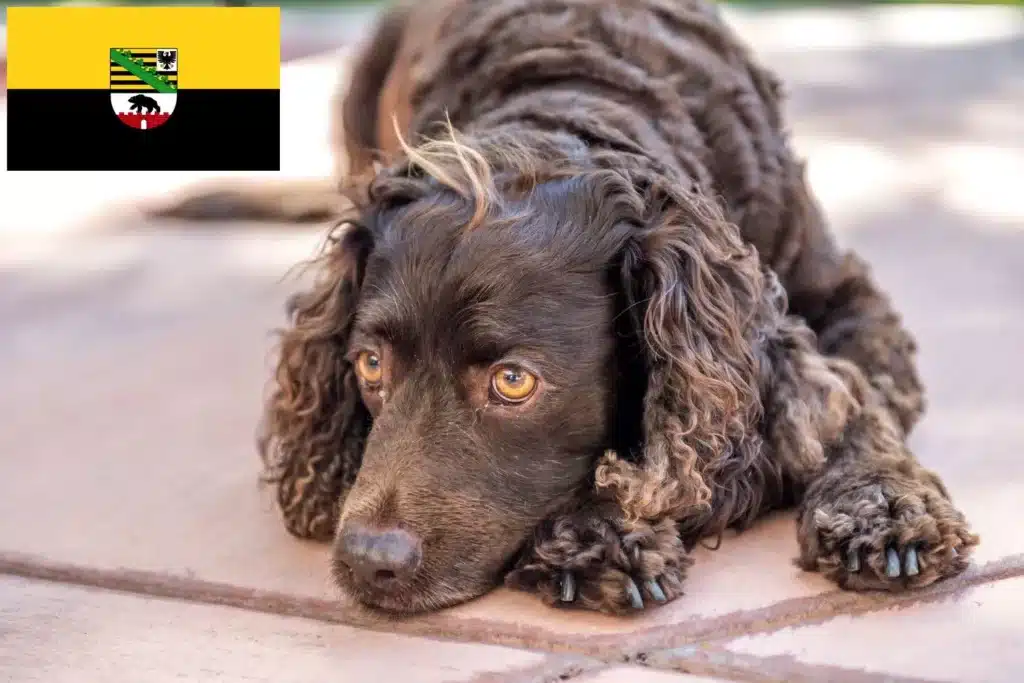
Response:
[580, 666, 728, 682]
[0, 229, 335, 600]
[0, 5, 1020, 660]
[725, 577, 1024, 683]
[0, 576, 545, 683]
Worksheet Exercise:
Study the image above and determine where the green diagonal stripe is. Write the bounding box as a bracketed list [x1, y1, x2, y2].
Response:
[110, 49, 177, 93]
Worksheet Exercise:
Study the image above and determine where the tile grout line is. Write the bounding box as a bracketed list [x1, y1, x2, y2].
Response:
[478, 643, 961, 683]
[442, 645, 951, 683]
[3, 550, 1022, 671]
[460, 654, 604, 683]
[4, 552, 1019, 683]
[640, 644, 953, 683]
[621, 552, 1024, 655]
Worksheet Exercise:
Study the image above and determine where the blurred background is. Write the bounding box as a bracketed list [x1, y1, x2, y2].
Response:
[1, 0, 1023, 642]
[0, 0, 1021, 540]
[0, 2, 1020, 518]
[0, 1, 1023, 680]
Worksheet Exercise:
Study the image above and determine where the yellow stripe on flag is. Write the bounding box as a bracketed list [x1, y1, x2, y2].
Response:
[7, 7, 280, 90]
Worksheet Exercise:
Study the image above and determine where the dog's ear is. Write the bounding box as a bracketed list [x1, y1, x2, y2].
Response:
[258, 221, 375, 541]
[596, 188, 766, 531]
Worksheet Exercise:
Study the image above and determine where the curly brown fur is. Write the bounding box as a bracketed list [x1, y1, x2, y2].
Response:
[187, 0, 974, 616]
[257, 223, 374, 541]
[506, 488, 692, 612]
[796, 380, 978, 590]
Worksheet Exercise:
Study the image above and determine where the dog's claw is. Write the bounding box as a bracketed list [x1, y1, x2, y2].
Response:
[559, 571, 575, 603]
[885, 547, 901, 578]
[870, 486, 888, 508]
[904, 545, 920, 577]
[644, 579, 666, 603]
[952, 547, 959, 558]
[625, 577, 644, 609]
[845, 548, 861, 573]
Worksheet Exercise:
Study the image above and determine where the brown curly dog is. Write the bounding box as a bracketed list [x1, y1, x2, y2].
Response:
[153, 0, 978, 616]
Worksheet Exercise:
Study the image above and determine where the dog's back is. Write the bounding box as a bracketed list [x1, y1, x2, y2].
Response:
[336, 0, 909, 426]
[152, 0, 821, 287]
[356, 0, 826, 278]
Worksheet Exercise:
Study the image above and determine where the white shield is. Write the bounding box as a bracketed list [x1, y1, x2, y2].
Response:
[111, 92, 177, 130]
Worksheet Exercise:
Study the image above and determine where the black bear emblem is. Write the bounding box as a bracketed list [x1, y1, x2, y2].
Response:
[128, 94, 161, 114]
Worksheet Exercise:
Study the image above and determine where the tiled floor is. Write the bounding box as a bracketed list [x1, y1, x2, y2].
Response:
[1, 576, 551, 683]
[2, 5, 1023, 682]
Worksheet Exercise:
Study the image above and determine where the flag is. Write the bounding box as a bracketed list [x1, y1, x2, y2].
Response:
[6, 7, 281, 171]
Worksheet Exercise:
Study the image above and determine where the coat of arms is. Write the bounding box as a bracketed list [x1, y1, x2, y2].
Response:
[110, 47, 178, 130]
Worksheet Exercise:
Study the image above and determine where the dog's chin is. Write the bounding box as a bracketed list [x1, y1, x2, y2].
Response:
[331, 559, 495, 617]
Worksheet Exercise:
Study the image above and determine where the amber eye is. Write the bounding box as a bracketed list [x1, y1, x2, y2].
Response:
[355, 351, 383, 386]
[491, 366, 538, 403]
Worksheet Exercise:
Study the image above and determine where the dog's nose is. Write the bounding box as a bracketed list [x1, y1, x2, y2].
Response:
[336, 522, 423, 586]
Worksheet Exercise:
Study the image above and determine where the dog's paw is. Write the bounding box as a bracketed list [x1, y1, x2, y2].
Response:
[798, 479, 979, 591]
[504, 511, 692, 615]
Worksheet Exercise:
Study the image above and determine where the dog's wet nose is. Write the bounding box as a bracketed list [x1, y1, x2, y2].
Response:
[336, 522, 423, 586]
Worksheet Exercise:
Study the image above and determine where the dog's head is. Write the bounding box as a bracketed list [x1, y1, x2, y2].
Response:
[260, 131, 767, 614]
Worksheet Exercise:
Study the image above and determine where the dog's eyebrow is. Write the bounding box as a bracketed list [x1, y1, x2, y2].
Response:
[456, 304, 578, 359]
[350, 287, 415, 343]
[351, 310, 414, 347]
[347, 327, 379, 352]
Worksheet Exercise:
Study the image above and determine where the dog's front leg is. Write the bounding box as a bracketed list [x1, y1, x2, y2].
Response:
[795, 381, 979, 591]
[504, 495, 692, 615]
[754, 313, 978, 591]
